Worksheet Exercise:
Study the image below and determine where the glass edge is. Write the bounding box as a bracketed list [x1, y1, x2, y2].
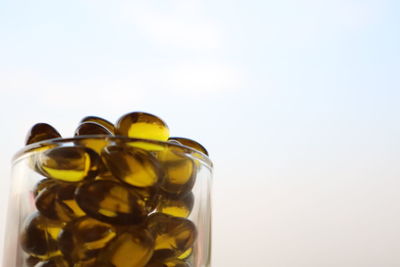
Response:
[12, 135, 214, 168]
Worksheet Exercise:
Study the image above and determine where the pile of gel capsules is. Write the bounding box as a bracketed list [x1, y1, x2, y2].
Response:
[20, 112, 209, 267]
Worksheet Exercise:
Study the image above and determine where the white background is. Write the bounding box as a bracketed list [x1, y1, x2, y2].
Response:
[1, 0, 400, 266]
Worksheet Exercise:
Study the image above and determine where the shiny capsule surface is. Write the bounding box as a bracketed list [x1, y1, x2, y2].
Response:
[146, 213, 197, 257]
[57, 183, 86, 218]
[168, 137, 208, 156]
[80, 116, 115, 134]
[157, 192, 194, 218]
[35, 183, 84, 222]
[37, 146, 100, 182]
[20, 212, 62, 259]
[58, 216, 116, 262]
[75, 122, 113, 136]
[26, 123, 61, 145]
[75, 122, 113, 154]
[98, 228, 154, 267]
[33, 179, 57, 197]
[102, 145, 162, 188]
[75, 180, 148, 224]
[158, 149, 196, 195]
[116, 112, 170, 142]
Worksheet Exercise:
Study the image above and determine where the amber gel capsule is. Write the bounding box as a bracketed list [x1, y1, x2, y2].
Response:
[168, 137, 208, 156]
[20, 212, 62, 260]
[97, 227, 154, 267]
[158, 149, 196, 195]
[102, 145, 162, 188]
[75, 180, 148, 224]
[80, 116, 115, 134]
[75, 122, 112, 154]
[157, 192, 194, 218]
[26, 123, 61, 145]
[35, 180, 85, 221]
[75, 121, 112, 136]
[132, 185, 161, 213]
[116, 112, 170, 141]
[58, 216, 116, 262]
[146, 213, 197, 258]
[36, 146, 100, 182]
[33, 179, 57, 197]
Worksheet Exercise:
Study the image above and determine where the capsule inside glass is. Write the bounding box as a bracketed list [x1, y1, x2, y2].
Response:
[3, 136, 213, 267]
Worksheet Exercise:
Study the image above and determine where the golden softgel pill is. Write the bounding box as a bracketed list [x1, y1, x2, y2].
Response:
[74, 122, 113, 154]
[158, 149, 196, 195]
[157, 192, 194, 218]
[58, 216, 116, 262]
[116, 112, 170, 141]
[20, 212, 62, 260]
[35, 182, 83, 222]
[26, 123, 61, 145]
[75, 180, 148, 224]
[36, 146, 100, 182]
[102, 145, 162, 188]
[168, 137, 208, 156]
[97, 228, 154, 267]
[146, 213, 197, 259]
[75, 122, 113, 136]
[80, 116, 115, 134]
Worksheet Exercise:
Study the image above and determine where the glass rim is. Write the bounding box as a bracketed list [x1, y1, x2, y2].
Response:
[13, 135, 213, 168]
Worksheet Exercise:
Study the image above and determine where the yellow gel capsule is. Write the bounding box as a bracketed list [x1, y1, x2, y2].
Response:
[102, 145, 162, 188]
[80, 115, 115, 134]
[35, 183, 75, 222]
[33, 179, 57, 197]
[116, 112, 170, 142]
[158, 149, 196, 195]
[58, 216, 116, 262]
[157, 192, 194, 218]
[37, 146, 100, 183]
[98, 228, 154, 267]
[75, 180, 148, 224]
[146, 213, 197, 258]
[75, 122, 113, 154]
[25, 123, 61, 145]
[168, 137, 208, 156]
[75, 121, 112, 136]
[134, 186, 161, 213]
[56, 184, 86, 218]
[20, 212, 62, 260]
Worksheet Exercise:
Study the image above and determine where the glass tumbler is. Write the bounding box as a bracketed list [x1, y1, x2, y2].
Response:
[3, 136, 213, 267]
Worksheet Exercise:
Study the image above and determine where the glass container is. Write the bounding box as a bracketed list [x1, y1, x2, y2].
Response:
[3, 136, 213, 267]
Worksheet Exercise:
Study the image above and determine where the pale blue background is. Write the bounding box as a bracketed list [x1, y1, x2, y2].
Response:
[1, 0, 400, 266]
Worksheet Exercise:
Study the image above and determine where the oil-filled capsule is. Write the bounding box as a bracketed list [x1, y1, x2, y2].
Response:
[75, 180, 148, 224]
[146, 213, 197, 259]
[102, 145, 162, 188]
[26, 123, 61, 145]
[36, 146, 100, 183]
[97, 227, 154, 267]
